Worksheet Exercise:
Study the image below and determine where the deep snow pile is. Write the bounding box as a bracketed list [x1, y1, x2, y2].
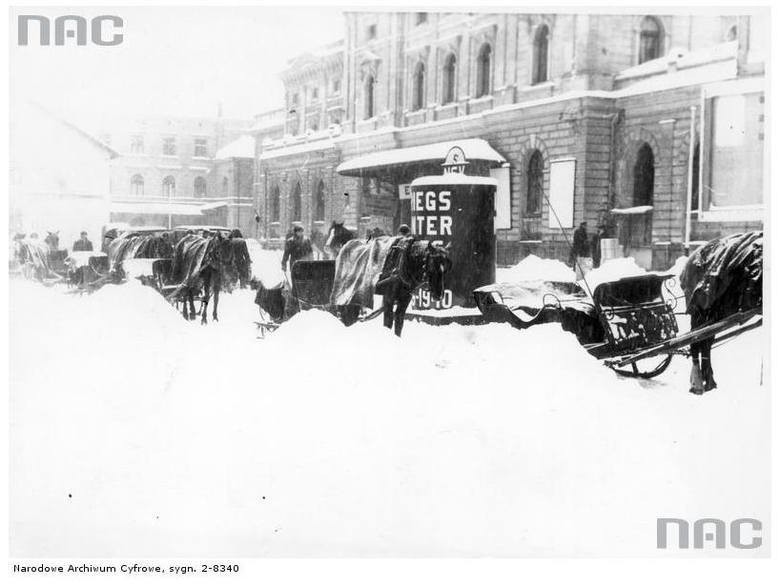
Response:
[246, 239, 285, 287]
[496, 254, 575, 283]
[9, 278, 768, 557]
[581, 256, 647, 289]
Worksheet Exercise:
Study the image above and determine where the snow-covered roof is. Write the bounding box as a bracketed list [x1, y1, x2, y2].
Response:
[337, 138, 506, 176]
[411, 174, 498, 187]
[111, 201, 227, 216]
[610, 205, 653, 215]
[615, 41, 738, 84]
[258, 137, 337, 161]
[215, 135, 255, 160]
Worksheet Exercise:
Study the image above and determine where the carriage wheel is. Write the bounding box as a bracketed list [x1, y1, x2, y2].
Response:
[608, 354, 674, 379]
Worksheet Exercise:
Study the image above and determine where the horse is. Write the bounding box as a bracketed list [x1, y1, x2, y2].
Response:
[44, 231, 60, 252]
[167, 233, 251, 323]
[330, 235, 451, 336]
[679, 231, 763, 394]
[15, 237, 59, 282]
[323, 221, 355, 259]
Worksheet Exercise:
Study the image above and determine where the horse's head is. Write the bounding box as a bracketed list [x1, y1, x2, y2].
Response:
[45, 231, 59, 251]
[424, 242, 452, 301]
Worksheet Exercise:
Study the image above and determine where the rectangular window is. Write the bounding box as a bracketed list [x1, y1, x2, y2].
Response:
[367, 24, 377, 40]
[194, 138, 208, 158]
[703, 90, 764, 209]
[332, 79, 341, 94]
[490, 166, 511, 229]
[130, 135, 144, 154]
[548, 159, 576, 229]
[162, 137, 177, 156]
[311, 87, 319, 100]
[416, 12, 428, 25]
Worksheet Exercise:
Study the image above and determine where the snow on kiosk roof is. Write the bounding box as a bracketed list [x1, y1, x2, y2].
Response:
[337, 138, 505, 176]
[411, 175, 498, 187]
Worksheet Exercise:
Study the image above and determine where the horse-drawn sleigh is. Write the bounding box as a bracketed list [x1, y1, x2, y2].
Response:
[474, 231, 763, 392]
[253, 234, 452, 337]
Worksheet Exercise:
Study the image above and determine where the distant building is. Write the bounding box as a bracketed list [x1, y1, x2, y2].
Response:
[253, 12, 766, 269]
[213, 135, 256, 237]
[101, 115, 253, 229]
[10, 101, 118, 249]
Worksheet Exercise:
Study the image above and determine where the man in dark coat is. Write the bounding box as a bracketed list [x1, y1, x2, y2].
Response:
[72, 231, 94, 252]
[569, 221, 592, 279]
[281, 225, 313, 276]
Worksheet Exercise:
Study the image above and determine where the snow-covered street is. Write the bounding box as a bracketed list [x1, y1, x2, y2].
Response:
[9, 274, 769, 557]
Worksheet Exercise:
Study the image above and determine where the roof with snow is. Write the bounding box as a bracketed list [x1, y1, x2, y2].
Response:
[337, 138, 506, 176]
[215, 135, 255, 160]
[615, 41, 738, 86]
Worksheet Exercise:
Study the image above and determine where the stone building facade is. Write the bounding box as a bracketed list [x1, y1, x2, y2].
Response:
[101, 115, 254, 228]
[254, 11, 766, 269]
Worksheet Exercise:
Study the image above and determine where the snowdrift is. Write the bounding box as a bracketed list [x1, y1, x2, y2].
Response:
[9, 278, 768, 557]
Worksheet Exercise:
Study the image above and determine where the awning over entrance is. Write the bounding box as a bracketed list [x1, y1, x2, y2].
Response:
[110, 200, 228, 216]
[610, 205, 653, 215]
[336, 138, 506, 176]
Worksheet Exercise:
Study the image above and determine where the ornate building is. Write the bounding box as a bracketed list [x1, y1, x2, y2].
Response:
[254, 11, 766, 268]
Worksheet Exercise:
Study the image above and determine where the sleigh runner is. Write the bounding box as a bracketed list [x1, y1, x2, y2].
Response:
[474, 268, 762, 380]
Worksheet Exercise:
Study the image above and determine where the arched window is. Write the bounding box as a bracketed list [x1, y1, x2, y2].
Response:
[633, 143, 655, 206]
[638, 16, 663, 64]
[291, 182, 302, 222]
[364, 75, 375, 119]
[632, 143, 655, 246]
[130, 174, 144, 196]
[691, 140, 700, 211]
[270, 185, 280, 222]
[442, 53, 456, 105]
[222, 176, 229, 197]
[413, 61, 426, 111]
[162, 176, 175, 198]
[526, 150, 544, 215]
[193, 176, 207, 198]
[314, 180, 326, 222]
[476, 43, 492, 98]
[532, 25, 550, 85]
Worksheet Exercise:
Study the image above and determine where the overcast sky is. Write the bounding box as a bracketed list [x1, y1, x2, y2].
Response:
[10, 6, 345, 131]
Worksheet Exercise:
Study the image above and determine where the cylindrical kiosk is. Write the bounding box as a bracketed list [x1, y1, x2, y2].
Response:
[409, 147, 497, 309]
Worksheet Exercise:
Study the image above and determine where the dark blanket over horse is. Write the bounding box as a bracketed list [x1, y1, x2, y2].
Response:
[330, 235, 451, 336]
[108, 233, 173, 274]
[168, 233, 252, 323]
[680, 231, 763, 394]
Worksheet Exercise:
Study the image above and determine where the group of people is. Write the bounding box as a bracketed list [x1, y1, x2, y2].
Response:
[12, 230, 94, 253]
[280, 223, 412, 275]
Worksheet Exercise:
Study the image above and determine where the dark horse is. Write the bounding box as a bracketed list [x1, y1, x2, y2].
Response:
[680, 231, 762, 394]
[168, 233, 251, 323]
[324, 221, 355, 259]
[331, 236, 451, 336]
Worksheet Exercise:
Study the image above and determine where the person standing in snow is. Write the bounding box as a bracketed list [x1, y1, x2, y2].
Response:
[281, 225, 313, 277]
[72, 231, 94, 252]
[591, 224, 606, 268]
[570, 221, 593, 279]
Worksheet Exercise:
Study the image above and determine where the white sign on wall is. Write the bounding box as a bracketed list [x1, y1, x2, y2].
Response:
[489, 165, 511, 230]
[398, 184, 412, 199]
[548, 158, 576, 229]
